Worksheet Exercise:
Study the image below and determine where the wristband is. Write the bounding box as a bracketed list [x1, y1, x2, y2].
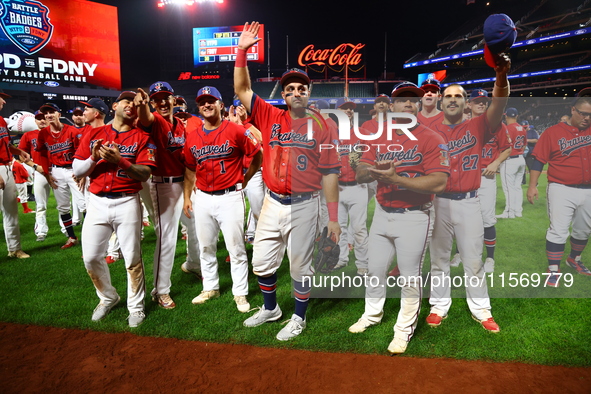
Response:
[118, 157, 132, 170]
[493, 82, 510, 97]
[236, 48, 247, 67]
[327, 202, 338, 222]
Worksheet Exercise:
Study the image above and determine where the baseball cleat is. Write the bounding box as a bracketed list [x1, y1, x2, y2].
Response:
[128, 311, 146, 328]
[546, 269, 561, 287]
[426, 313, 447, 327]
[356, 268, 369, 276]
[105, 255, 119, 265]
[142, 220, 150, 227]
[495, 212, 515, 219]
[181, 262, 202, 278]
[234, 295, 250, 313]
[92, 295, 120, 321]
[276, 314, 306, 341]
[225, 255, 231, 263]
[153, 294, 176, 309]
[484, 257, 495, 273]
[7, 250, 30, 259]
[472, 315, 500, 333]
[566, 257, 591, 276]
[388, 265, 400, 277]
[192, 290, 220, 304]
[348, 318, 375, 333]
[243, 304, 282, 327]
[387, 337, 408, 354]
[333, 261, 347, 270]
[450, 253, 462, 267]
[61, 237, 78, 249]
[36, 234, 46, 242]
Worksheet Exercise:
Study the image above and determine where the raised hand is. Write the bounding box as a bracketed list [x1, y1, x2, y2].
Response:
[237, 21, 261, 51]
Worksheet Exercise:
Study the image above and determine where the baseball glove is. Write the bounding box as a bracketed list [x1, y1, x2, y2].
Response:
[313, 227, 340, 274]
[349, 150, 363, 170]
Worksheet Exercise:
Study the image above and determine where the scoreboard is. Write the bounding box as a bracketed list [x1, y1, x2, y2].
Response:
[192, 25, 265, 67]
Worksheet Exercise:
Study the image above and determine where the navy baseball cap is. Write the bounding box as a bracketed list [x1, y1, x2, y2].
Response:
[175, 95, 187, 105]
[280, 68, 310, 87]
[34, 110, 45, 120]
[391, 82, 424, 98]
[173, 106, 191, 119]
[520, 120, 529, 126]
[483, 13, 517, 68]
[0, 88, 11, 99]
[115, 91, 137, 102]
[196, 86, 223, 103]
[470, 88, 490, 101]
[80, 98, 109, 114]
[315, 99, 330, 109]
[149, 81, 174, 98]
[72, 106, 84, 115]
[505, 107, 519, 117]
[375, 94, 391, 104]
[421, 78, 441, 91]
[336, 97, 356, 110]
[39, 103, 61, 113]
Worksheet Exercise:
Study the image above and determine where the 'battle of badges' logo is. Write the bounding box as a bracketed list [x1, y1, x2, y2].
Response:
[0, 0, 54, 55]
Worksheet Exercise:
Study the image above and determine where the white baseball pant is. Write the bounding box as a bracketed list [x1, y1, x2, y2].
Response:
[244, 169, 265, 240]
[546, 183, 591, 244]
[500, 155, 526, 216]
[479, 174, 497, 228]
[51, 166, 86, 215]
[337, 183, 369, 269]
[0, 164, 22, 252]
[429, 195, 492, 321]
[82, 193, 145, 313]
[193, 189, 248, 295]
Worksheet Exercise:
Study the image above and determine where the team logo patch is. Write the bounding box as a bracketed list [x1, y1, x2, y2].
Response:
[439, 150, 449, 167]
[245, 129, 258, 146]
[0, 0, 54, 55]
[147, 148, 156, 162]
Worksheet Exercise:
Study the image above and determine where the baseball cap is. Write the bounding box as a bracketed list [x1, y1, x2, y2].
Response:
[421, 78, 441, 91]
[521, 120, 529, 126]
[115, 91, 137, 102]
[233, 98, 242, 107]
[375, 94, 391, 104]
[483, 13, 517, 68]
[72, 106, 84, 115]
[280, 68, 310, 87]
[80, 98, 109, 114]
[39, 103, 61, 113]
[315, 99, 330, 109]
[505, 107, 519, 117]
[149, 81, 174, 98]
[196, 86, 223, 103]
[469, 88, 490, 101]
[173, 106, 191, 119]
[336, 97, 356, 110]
[577, 87, 591, 97]
[391, 82, 424, 98]
[34, 110, 45, 120]
[175, 95, 187, 105]
[0, 88, 11, 99]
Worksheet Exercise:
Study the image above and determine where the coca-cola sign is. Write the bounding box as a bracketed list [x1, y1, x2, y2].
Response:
[297, 43, 365, 67]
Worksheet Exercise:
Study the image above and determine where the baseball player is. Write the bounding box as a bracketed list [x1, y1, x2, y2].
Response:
[183, 86, 262, 312]
[527, 95, 591, 285]
[11, 159, 34, 213]
[427, 55, 511, 333]
[235, 22, 341, 341]
[36, 103, 87, 249]
[332, 97, 370, 276]
[417, 78, 444, 128]
[73, 90, 156, 328]
[348, 82, 450, 354]
[497, 107, 527, 219]
[136, 81, 187, 309]
[71, 106, 85, 128]
[0, 89, 31, 258]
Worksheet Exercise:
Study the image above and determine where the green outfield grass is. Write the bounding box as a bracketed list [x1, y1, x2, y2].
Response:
[1, 173, 590, 367]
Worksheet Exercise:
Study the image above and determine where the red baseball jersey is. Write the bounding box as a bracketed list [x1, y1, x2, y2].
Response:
[0, 117, 12, 165]
[506, 122, 527, 156]
[18, 129, 47, 171]
[431, 114, 499, 193]
[74, 125, 157, 194]
[185, 115, 204, 136]
[73, 124, 92, 149]
[141, 112, 186, 177]
[184, 120, 261, 191]
[417, 111, 445, 129]
[249, 94, 341, 194]
[12, 160, 29, 184]
[36, 124, 79, 167]
[338, 126, 371, 183]
[361, 117, 388, 136]
[480, 123, 512, 168]
[360, 124, 450, 209]
[532, 121, 591, 185]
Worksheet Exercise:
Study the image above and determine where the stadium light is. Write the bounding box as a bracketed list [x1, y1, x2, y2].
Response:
[157, 0, 223, 7]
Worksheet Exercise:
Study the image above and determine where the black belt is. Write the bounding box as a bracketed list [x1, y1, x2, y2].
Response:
[380, 203, 431, 214]
[51, 164, 72, 169]
[97, 192, 137, 199]
[437, 191, 478, 200]
[566, 184, 591, 189]
[339, 180, 358, 186]
[509, 155, 521, 159]
[201, 186, 238, 195]
[152, 176, 184, 183]
[269, 191, 316, 205]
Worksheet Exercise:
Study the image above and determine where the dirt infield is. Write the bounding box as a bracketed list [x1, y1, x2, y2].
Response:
[1, 322, 589, 393]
